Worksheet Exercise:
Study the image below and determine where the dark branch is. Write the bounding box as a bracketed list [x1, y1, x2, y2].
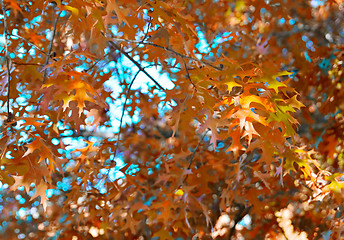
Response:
[181, 57, 197, 89]
[43, 9, 61, 84]
[182, 130, 208, 185]
[9, 34, 48, 56]
[109, 42, 165, 90]
[13, 62, 43, 66]
[112, 37, 224, 71]
[228, 205, 252, 239]
[101, 68, 143, 182]
[1, 0, 11, 117]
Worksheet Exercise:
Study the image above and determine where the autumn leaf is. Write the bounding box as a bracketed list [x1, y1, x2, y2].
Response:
[0, 0, 342, 238]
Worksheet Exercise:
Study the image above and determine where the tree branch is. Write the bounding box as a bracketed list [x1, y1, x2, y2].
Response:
[102, 65, 153, 182]
[42, 9, 61, 84]
[111, 38, 224, 71]
[1, 0, 11, 117]
[9, 33, 48, 56]
[228, 205, 252, 239]
[181, 57, 196, 89]
[109, 42, 165, 90]
[182, 130, 208, 185]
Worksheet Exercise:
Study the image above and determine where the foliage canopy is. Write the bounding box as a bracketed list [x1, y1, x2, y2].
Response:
[0, 0, 343, 239]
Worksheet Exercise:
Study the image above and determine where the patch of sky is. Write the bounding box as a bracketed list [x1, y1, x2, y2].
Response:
[31, 16, 42, 26]
[289, 19, 295, 25]
[11, 29, 19, 39]
[18, 233, 26, 239]
[5, 151, 13, 159]
[310, 0, 325, 7]
[306, 41, 315, 51]
[196, 29, 211, 54]
[16, 95, 29, 105]
[60, 10, 67, 18]
[279, 18, 285, 25]
[0, 34, 5, 46]
[15, 195, 22, 201]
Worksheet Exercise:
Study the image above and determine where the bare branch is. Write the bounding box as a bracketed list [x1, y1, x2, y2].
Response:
[1, 0, 11, 117]
[129, 17, 152, 54]
[109, 42, 165, 90]
[112, 37, 224, 71]
[42, 9, 61, 84]
[9, 33, 48, 56]
[182, 130, 208, 185]
[101, 69, 142, 182]
[181, 57, 197, 90]
[13, 62, 43, 66]
[228, 205, 252, 239]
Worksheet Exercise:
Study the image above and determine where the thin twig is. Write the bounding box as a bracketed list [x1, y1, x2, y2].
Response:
[42, 9, 61, 84]
[116, 70, 142, 154]
[109, 42, 165, 90]
[111, 38, 224, 71]
[1, 0, 11, 117]
[129, 17, 152, 53]
[181, 57, 196, 89]
[102, 65, 152, 183]
[34, 7, 60, 115]
[9, 33, 48, 56]
[83, 53, 108, 73]
[228, 205, 252, 239]
[182, 130, 208, 184]
[13, 62, 43, 66]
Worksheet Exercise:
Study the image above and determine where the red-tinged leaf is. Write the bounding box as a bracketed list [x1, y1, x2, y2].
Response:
[16, 117, 47, 127]
[253, 171, 272, 191]
[169, 98, 187, 137]
[30, 181, 49, 211]
[242, 121, 260, 144]
[24, 139, 59, 172]
[9, 176, 31, 194]
[106, 0, 129, 26]
[227, 128, 245, 158]
[197, 108, 221, 148]
[4, 0, 22, 16]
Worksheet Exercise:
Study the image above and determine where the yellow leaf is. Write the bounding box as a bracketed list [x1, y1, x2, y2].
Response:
[64, 5, 79, 16]
[174, 189, 184, 197]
